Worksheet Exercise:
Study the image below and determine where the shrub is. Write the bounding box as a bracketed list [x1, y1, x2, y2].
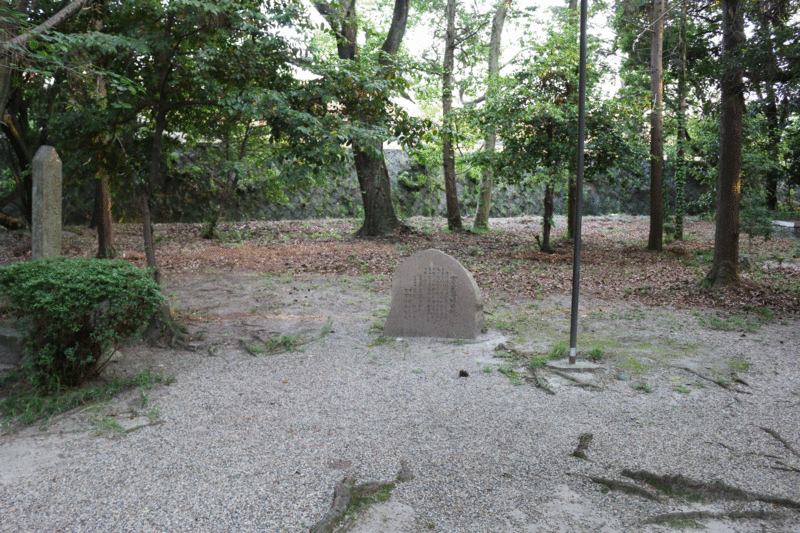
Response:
[0, 258, 164, 390]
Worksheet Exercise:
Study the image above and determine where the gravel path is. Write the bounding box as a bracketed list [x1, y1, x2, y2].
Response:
[2, 273, 800, 532]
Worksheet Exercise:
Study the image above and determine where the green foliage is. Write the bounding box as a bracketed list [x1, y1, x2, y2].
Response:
[0, 258, 164, 390]
[740, 195, 773, 242]
[475, 9, 647, 193]
[586, 348, 605, 362]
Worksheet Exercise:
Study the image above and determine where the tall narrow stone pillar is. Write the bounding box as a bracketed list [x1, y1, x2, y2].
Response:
[32, 146, 63, 260]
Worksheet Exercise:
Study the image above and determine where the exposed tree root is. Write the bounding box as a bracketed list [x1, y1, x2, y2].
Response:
[125, 420, 165, 433]
[761, 427, 800, 458]
[551, 370, 603, 391]
[620, 469, 800, 509]
[588, 476, 661, 501]
[676, 365, 751, 394]
[143, 306, 190, 349]
[572, 433, 593, 459]
[642, 509, 792, 525]
[310, 475, 358, 533]
[309, 461, 414, 533]
[239, 319, 333, 356]
[525, 371, 556, 395]
[495, 343, 555, 395]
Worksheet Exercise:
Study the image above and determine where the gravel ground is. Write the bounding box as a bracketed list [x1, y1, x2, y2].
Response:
[1, 272, 800, 533]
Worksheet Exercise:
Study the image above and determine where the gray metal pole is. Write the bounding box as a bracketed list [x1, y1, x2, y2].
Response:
[568, 0, 589, 365]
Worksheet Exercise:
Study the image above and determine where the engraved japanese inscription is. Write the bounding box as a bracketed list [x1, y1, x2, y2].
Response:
[384, 249, 483, 339]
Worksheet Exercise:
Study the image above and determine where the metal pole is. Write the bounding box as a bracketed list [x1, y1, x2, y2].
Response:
[569, 0, 588, 365]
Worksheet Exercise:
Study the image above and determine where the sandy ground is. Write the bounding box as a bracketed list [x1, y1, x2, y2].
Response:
[1, 269, 799, 532]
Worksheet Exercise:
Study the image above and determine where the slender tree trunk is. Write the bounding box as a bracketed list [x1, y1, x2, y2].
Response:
[142, 106, 167, 284]
[706, 0, 745, 287]
[674, 3, 688, 240]
[647, 0, 664, 251]
[442, 0, 462, 231]
[565, 0, 579, 239]
[763, 85, 781, 211]
[91, 0, 115, 259]
[567, 169, 577, 239]
[474, 136, 496, 231]
[95, 173, 116, 259]
[541, 184, 554, 253]
[474, 0, 510, 231]
[140, 192, 160, 285]
[753, 8, 786, 212]
[141, 53, 172, 285]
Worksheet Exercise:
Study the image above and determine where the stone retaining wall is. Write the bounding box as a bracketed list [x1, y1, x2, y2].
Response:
[146, 149, 710, 223]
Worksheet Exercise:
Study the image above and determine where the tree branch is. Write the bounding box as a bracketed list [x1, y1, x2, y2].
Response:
[3, 0, 89, 50]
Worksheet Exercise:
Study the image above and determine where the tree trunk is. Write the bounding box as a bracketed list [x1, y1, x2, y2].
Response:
[0, 66, 11, 126]
[95, 173, 116, 259]
[91, 3, 115, 259]
[474, 136, 496, 232]
[315, 0, 409, 237]
[565, 0, 579, 240]
[142, 94, 170, 284]
[353, 142, 400, 237]
[567, 165, 577, 239]
[541, 184, 554, 253]
[763, 85, 781, 211]
[647, 0, 664, 251]
[706, 0, 745, 287]
[674, 3, 688, 240]
[142, 107, 165, 284]
[442, 0, 462, 232]
[752, 6, 787, 212]
[140, 192, 160, 285]
[473, 0, 510, 231]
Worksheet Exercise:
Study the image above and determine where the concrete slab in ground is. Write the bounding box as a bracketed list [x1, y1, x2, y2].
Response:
[546, 359, 603, 372]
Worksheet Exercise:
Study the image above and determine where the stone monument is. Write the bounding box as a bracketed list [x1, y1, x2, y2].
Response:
[384, 249, 484, 339]
[32, 145, 62, 260]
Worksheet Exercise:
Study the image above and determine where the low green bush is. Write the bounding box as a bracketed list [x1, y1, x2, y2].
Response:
[0, 257, 163, 390]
